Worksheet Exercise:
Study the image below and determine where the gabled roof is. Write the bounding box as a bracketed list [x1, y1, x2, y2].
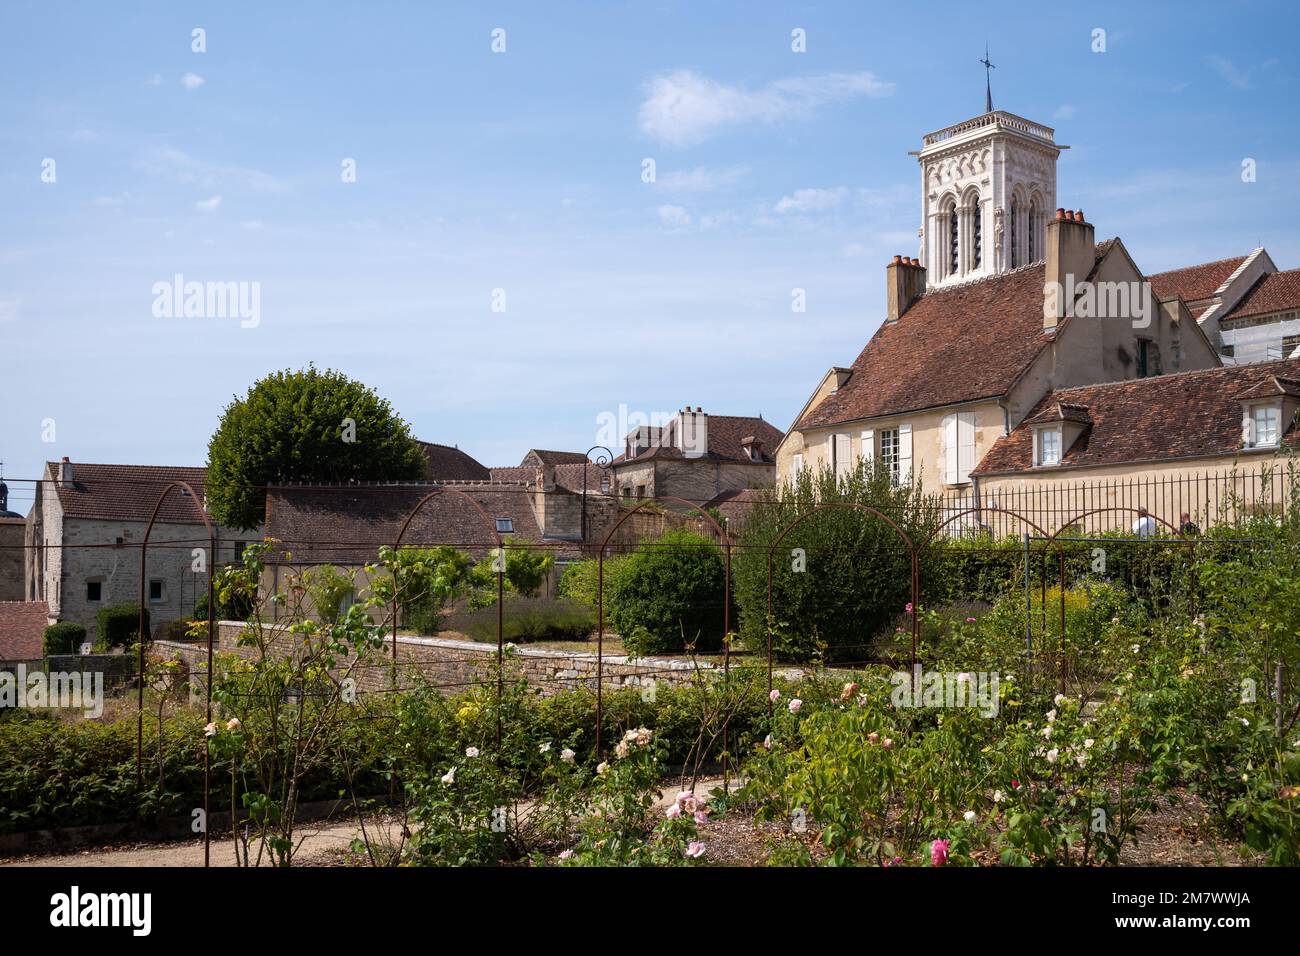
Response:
[0, 602, 49, 660]
[521, 450, 590, 466]
[263, 482, 578, 565]
[1221, 268, 1300, 322]
[1025, 401, 1093, 426]
[797, 261, 1070, 429]
[1147, 255, 1247, 304]
[417, 442, 491, 481]
[1232, 374, 1300, 401]
[614, 415, 783, 465]
[973, 359, 1300, 475]
[46, 462, 210, 524]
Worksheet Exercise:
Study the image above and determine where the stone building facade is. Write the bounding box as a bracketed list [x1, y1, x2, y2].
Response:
[24, 459, 255, 642]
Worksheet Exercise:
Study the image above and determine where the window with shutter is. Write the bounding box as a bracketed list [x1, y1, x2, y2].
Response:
[898, 424, 913, 482]
[860, 429, 874, 467]
[957, 412, 976, 484]
[942, 414, 958, 485]
[834, 433, 852, 476]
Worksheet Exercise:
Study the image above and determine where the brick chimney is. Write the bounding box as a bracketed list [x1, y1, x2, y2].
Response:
[886, 255, 926, 322]
[1044, 209, 1096, 331]
[60, 456, 73, 489]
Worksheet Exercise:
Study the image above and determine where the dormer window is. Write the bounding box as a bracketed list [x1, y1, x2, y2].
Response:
[1249, 405, 1280, 448]
[1034, 426, 1062, 466]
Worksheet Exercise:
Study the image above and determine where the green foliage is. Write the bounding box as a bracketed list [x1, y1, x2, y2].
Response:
[205, 365, 427, 529]
[95, 603, 147, 650]
[500, 539, 553, 598]
[303, 565, 353, 625]
[43, 622, 87, 655]
[606, 528, 727, 655]
[449, 596, 594, 644]
[194, 578, 254, 623]
[732, 460, 941, 663]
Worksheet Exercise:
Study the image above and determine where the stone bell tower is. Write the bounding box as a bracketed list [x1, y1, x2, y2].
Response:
[913, 66, 1064, 289]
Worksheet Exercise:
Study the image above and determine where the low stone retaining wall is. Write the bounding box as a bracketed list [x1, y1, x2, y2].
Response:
[153, 621, 715, 698]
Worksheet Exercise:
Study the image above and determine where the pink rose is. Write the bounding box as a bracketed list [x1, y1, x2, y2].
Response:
[686, 841, 706, 859]
[769, 689, 781, 703]
[930, 838, 950, 867]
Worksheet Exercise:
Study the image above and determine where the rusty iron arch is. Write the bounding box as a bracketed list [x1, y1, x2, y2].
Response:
[764, 502, 917, 714]
[391, 486, 506, 745]
[136, 479, 217, 867]
[595, 497, 732, 759]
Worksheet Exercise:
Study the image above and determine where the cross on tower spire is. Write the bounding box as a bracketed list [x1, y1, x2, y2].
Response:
[980, 45, 995, 113]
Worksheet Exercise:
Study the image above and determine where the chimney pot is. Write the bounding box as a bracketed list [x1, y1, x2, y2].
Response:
[1075, 209, 1084, 222]
[886, 254, 926, 322]
[1056, 208, 1066, 220]
[892, 254, 902, 264]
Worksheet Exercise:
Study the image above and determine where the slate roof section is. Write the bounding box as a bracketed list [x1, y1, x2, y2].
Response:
[1221, 268, 1300, 322]
[522, 450, 590, 466]
[418, 442, 491, 481]
[0, 602, 49, 660]
[973, 359, 1300, 475]
[263, 482, 582, 565]
[1147, 255, 1247, 305]
[47, 463, 210, 524]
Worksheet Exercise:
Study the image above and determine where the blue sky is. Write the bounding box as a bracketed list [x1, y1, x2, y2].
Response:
[2, 0, 1298, 511]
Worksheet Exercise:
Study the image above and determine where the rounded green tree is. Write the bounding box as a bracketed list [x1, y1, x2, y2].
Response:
[206, 366, 427, 529]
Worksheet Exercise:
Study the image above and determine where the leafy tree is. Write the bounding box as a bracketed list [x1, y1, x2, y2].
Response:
[304, 565, 355, 625]
[206, 366, 427, 529]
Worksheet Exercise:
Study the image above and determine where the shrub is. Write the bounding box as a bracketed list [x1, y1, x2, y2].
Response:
[304, 565, 353, 624]
[606, 528, 727, 655]
[95, 603, 148, 650]
[193, 580, 254, 623]
[449, 596, 594, 644]
[43, 622, 87, 656]
[732, 460, 941, 663]
[557, 555, 628, 607]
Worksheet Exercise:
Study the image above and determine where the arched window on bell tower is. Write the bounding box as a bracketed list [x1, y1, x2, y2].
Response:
[1009, 196, 1020, 268]
[946, 199, 959, 277]
[1028, 198, 1039, 262]
[971, 200, 982, 269]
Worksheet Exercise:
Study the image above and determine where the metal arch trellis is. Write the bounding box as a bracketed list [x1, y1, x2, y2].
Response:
[594, 497, 732, 768]
[920, 505, 1069, 692]
[391, 486, 505, 748]
[136, 479, 217, 868]
[1045, 505, 1190, 697]
[764, 502, 917, 718]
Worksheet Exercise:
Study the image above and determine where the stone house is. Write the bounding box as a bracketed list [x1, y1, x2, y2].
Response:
[611, 407, 783, 505]
[777, 106, 1230, 504]
[24, 458, 256, 642]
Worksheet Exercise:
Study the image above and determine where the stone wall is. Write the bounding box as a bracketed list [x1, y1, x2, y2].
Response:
[154, 621, 714, 699]
[0, 519, 23, 602]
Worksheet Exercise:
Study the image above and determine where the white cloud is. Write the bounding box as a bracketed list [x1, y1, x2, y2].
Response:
[134, 147, 287, 193]
[1052, 104, 1076, 121]
[181, 72, 206, 90]
[657, 165, 749, 192]
[657, 204, 692, 229]
[1205, 55, 1250, 90]
[194, 194, 222, 212]
[775, 186, 849, 214]
[639, 69, 894, 146]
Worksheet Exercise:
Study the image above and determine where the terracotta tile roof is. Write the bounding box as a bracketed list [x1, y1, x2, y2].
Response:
[48, 462, 210, 524]
[523, 450, 590, 466]
[1221, 268, 1300, 322]
[488, 463, 612, 494]
[0, 602, 48, 660]
[798, 262, 1068, 429]
[264, 482, 579, 565]
[1232, 374, 1300, 401]
[973, 359, 1300, 475]
[1147, 255, 1247, 304]
[614, 415, 783, 465]
[418, 442, 491, 481]
[1026, 401, 1093, 426]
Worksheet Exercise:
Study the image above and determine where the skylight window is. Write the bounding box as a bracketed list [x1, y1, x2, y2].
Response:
[495, 517, 514, 534]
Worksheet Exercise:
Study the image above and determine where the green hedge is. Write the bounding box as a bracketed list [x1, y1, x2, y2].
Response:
[95, 603, 148, 650]
[43, 622, 87, 656]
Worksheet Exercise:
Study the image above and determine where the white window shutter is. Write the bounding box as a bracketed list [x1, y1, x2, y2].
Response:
[898, 423, 913, 481]
[861, 429, 874, 465]
[834, 433, 852, 476]
[958, 412, 976, 484]
[941, 414, 957, 485]
[1241, 408, 1253, 446]
[792, 453, 804, 479]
